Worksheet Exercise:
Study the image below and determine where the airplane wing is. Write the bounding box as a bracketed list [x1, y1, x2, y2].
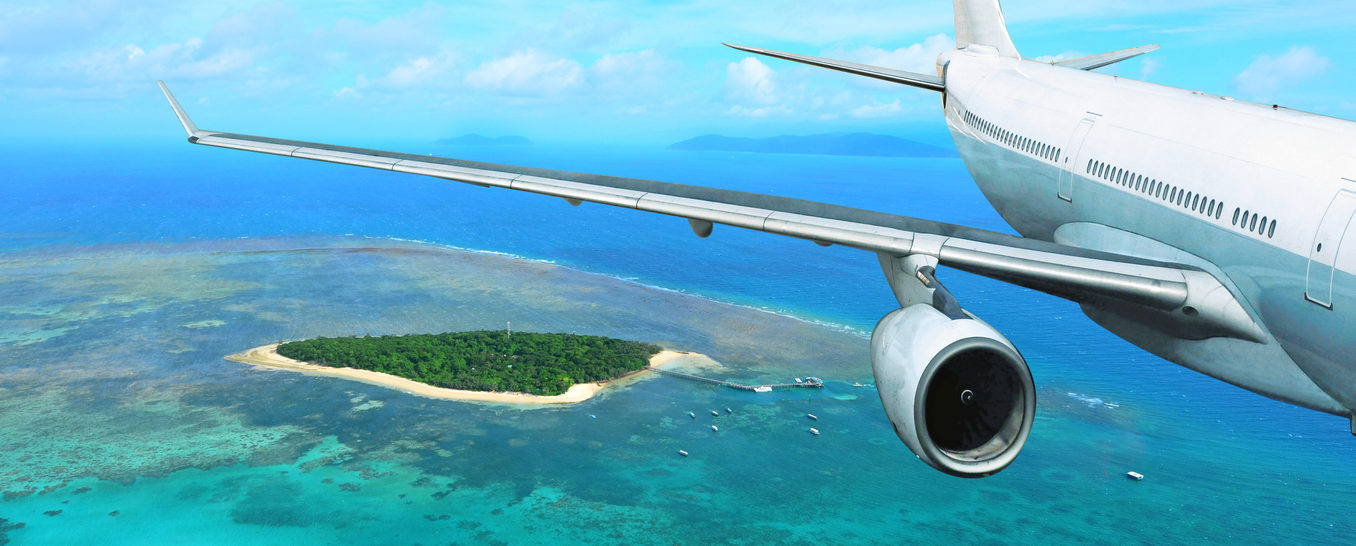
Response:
[722, 44, 945, 92]
[157, 81, 1261, 343]
[1053, 44, 1160, 71]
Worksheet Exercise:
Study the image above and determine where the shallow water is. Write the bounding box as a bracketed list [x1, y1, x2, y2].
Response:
[0, 238, 1351, 544]
[2, 141, 1353, 544]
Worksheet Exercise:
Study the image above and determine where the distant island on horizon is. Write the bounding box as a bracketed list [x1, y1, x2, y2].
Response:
[669, 133, 955, 158]
[436, 133, 533, 146]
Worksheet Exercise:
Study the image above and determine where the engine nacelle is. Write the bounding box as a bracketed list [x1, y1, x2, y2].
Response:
[871, 304, 1035, 478]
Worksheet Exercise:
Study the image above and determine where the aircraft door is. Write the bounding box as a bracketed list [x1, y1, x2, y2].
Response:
[1306, 188, 1356, 308]
[1058, 116, 1097, 202]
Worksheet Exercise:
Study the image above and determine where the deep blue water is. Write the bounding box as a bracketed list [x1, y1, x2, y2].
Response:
[1, 139, 1353, 543]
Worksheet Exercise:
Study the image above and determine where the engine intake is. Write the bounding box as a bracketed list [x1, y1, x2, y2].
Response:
[871, 304, 1035, 477]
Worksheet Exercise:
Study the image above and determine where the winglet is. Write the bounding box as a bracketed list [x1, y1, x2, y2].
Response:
[157, 80, 202, 139]
[723, 43, 944, 92]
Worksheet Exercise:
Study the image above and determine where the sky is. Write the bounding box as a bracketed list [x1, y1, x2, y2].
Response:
[2, 0, 1356, 145]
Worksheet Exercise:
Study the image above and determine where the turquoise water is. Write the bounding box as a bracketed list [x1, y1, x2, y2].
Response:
[1, 142, 1353, 544]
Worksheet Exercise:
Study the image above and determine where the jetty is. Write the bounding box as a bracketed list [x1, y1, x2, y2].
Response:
[649, 367, 824, 392]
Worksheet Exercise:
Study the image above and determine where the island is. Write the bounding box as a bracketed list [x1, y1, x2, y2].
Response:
[226, 331, 691, 405]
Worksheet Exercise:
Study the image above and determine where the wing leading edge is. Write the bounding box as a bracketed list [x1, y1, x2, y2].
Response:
[157, 81, 1262, 343]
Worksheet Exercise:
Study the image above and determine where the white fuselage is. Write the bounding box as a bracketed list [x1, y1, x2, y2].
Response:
[938, 47, 1356, 417]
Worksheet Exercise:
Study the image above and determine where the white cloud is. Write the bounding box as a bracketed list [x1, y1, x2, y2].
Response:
[64, 37, 258, 84]
[851, 100, 903, 119]
[465, 49, 582, 95]
[375, 51, 459, 89]
[1033, 51, 1087, 64]
[832, 34, 954, 74]
[723, 57, 778, 105]
[724, 105, 788, 118]
[1232, 46, 1331, 100]
[590, 49, 668, 93]
[1139, 57, 1161, 79]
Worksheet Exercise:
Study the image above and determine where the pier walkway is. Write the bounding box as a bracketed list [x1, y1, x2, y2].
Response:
[649, 367, 823, 391]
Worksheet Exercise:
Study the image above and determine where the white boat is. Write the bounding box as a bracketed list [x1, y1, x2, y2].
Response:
[725, 407, 733, 414]
[711, 410, 719, 417]
[807, 413, 818, 421]
[753, 386, 772, 393]
[794, 378, 803, 384]
[1127, 471, 1144, 481]
[678, 450, 689, 457]
[711, 425, 719, 432]
[809, 427, 820, 435]
[688, 411, 695, 419]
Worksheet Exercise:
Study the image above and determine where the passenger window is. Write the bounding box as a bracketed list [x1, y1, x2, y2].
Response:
[1250, 214, 1258, 231]
[1192, 195, 1200, 210]
[1268, 220, 1276, 238]
[1233, 208, 1240, 225]
[1259, 216, 1268, 234]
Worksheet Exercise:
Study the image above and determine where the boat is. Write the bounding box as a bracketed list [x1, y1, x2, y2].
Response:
[725, 407, 733, 414]
[711, 425, 719, 432]
[688, 411, 696, 419]
[711, 410, 719, 417]
[794, 377, 803, 384]
[809, 427, 820, 435]
[678, 450, 689, 457]
[753, 386, 772, 393]
[852, 382, 865, 388]
[1126, 471, 1144, 481]
[807, 413, 818, 421]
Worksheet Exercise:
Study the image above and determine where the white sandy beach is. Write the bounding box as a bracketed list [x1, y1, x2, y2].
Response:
[226, 343, 695, 405]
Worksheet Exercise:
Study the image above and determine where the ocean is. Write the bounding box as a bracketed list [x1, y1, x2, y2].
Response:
[0, 140, 1352, 544]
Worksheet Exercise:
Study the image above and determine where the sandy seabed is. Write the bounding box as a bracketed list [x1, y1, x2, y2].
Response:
[226, 344, 695, 405]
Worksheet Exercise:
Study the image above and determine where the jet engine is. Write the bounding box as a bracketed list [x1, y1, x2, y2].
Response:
[871, 304, 1035, 477]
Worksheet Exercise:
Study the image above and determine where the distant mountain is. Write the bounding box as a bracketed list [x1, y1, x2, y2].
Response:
[437, 134, 533, 146]
[669, 133, 954, 158]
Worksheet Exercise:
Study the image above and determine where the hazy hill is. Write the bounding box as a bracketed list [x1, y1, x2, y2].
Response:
[669, 133, 954, 158]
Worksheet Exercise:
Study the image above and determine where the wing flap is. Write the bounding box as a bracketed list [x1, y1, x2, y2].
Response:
[392, 161, 516, 188]
[514, 175, 647, 209]
[196, 134, 299, 156]
[294, 148, 404, 169]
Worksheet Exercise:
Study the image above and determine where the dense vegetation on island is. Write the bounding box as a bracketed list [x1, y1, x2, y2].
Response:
[276, 331, 662, 396]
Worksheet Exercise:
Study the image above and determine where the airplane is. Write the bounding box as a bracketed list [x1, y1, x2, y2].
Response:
[158, 0, 1356, 478]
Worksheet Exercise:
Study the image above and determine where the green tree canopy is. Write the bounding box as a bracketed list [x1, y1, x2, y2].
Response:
[277, 331, 662, 396]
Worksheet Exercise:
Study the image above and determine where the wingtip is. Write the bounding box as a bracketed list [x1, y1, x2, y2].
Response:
[157, 80, 202, 139]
